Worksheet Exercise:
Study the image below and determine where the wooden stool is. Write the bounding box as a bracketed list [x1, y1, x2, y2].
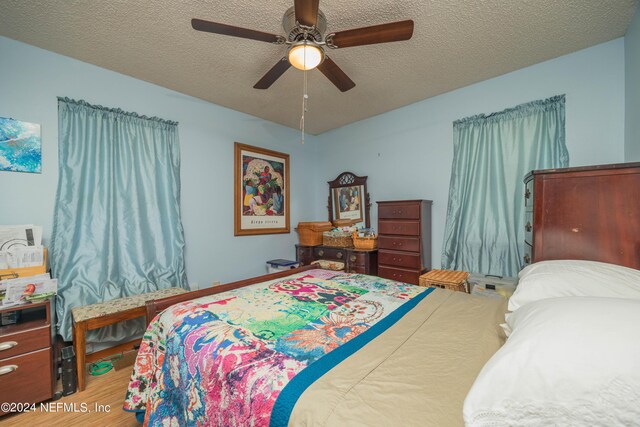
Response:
[419, 269, 470, 293]
[71, 287, 187, 392]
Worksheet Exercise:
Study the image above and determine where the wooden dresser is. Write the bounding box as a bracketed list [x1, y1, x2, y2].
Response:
[524, 162, 640, 269]
[377, 200, 432, 285]
[0, 299, 56, 415]
[296, 244, 378, 275]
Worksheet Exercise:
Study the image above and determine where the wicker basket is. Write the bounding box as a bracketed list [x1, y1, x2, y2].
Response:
[297, 222, 333, 246]
[352, 234, 378, 250]
[323, 231, 353, 248]
[419, 269, 470, 293]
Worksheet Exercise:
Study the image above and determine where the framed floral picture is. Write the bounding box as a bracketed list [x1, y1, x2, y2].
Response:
[234, 142, 290, 236]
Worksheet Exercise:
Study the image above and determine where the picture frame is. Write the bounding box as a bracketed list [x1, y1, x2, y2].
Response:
[327, 172, 371, 229]
[234, 142, 290, 236]
[0, 117, 42, 173]
[332, 185, 364, 223]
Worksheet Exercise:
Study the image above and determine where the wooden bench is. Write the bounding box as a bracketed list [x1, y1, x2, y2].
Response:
[71, 287, 187, 392]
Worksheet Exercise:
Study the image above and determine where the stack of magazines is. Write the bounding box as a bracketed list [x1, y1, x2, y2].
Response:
[0, 273, 57, 308]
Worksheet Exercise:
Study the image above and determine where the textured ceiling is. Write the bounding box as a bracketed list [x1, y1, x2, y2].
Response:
[0, 0, 637, 134]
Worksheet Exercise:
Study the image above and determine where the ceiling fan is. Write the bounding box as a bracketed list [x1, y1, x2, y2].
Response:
[191, 0, 414, 92]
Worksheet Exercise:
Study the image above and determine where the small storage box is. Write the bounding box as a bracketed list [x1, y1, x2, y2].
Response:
[468, 273, 517, 299]
[297, 222, 333, 246]
[419, 269, 470, 293]
[266, 259, 300, 274]
[322, 231, 353, 248]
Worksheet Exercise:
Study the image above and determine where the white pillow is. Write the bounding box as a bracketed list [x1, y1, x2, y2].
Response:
[508, 260, 640, 311]
[464, 297, 640, 427]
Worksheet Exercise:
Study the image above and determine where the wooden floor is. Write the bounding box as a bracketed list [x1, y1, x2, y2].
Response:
[0, 364, 138, 427]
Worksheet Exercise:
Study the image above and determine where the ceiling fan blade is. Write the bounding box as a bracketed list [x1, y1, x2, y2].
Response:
[253, 58, 292, 89]
[327, 20, 414, 48]
[294, 0, 320, 27]
[192, 18, 283, 44]
[317, 57, 355, 92]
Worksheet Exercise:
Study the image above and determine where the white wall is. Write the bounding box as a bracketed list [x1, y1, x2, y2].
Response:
[0, 36, 320, 287]
[313, 39, 626, 271]
[626, 6, 640, 161]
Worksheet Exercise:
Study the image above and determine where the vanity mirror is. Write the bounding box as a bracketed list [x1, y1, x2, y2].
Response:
[327, 172, 371, 229]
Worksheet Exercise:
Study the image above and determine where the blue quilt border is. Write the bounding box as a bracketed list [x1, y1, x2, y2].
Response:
[269, 286, 434, 427]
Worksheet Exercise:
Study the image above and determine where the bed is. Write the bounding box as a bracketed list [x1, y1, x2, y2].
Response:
[123, 266, 506, 426]
[124, 163, 640, 426]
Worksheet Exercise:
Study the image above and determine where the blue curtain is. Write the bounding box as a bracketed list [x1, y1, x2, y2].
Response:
[52, 98, 187, 342]
[441, 95, 568, 277]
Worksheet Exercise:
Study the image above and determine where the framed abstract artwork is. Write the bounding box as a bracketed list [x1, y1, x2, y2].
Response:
[234, 142, 290, 236]
[0, 117, 42, 173]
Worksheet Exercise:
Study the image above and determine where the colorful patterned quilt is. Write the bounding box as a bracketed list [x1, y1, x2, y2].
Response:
[123, 269, 431, 426]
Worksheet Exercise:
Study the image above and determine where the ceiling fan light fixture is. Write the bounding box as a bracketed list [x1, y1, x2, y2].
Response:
[288, 41, 324, 70]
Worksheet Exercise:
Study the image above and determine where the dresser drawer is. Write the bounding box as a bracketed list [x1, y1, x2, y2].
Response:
[379, 220, 420, 236]
[0, 347, 52, 410]
[378, 204, 420, 220]
[378, 266, 421, 285]
[296, 246, 314, 266]
[314, 246, 347, 261]
[347, 251, 367, 266]
[379, 250, 421, 269]
[524, 212, 533, 245]
[524, 179, 534, 209]
[524, 243, 533, 266]
[0, 324, 51, 360]
[378, 236, 420, 252]
[349, 265, 367, 274]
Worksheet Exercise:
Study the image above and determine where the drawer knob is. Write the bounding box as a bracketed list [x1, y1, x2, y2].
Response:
[0, 365, 18, 376]
[524, 254, 531, 264]
[0, 341, 17, 352]
[336, 252, 343, 259]
[525, 222, 532, 232]
[350, 255, 357, 262]
[318, 250, 324, 256]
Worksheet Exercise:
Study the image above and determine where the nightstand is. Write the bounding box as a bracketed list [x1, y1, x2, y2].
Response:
[0, 299, 56, 416]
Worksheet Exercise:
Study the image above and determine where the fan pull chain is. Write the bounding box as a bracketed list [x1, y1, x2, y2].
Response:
[300, 43, 308, 144]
